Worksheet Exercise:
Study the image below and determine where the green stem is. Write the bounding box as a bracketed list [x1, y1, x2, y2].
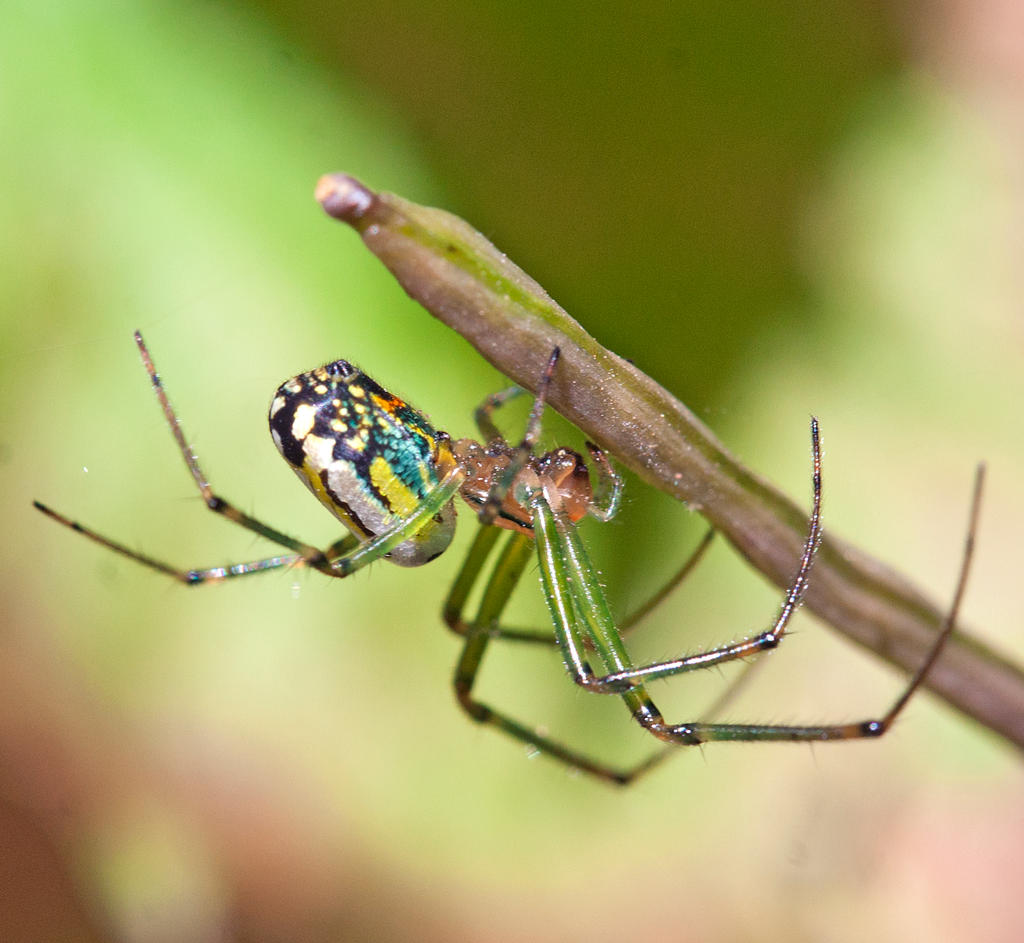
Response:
[315, 173, 1024, 752]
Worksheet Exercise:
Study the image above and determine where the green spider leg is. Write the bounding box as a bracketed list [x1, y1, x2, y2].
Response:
[446, 522, 725, 783]
[452, 368, 982, 781]
[444, 526, 715, 646]
[35, 332, 464, 585]
[527, 429, 984, 750]
[450, 527, 672, 784]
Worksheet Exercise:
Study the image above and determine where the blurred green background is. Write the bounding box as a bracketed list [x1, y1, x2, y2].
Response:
[3, 2, 1022, 941]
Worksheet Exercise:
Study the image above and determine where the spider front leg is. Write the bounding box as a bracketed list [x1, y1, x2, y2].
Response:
[533, 419, 823, 703]
[522, 422, 823, 740]
[635, 462, 984, 747]
[474, 348, 561, 527]
[531, 422, 984, 751]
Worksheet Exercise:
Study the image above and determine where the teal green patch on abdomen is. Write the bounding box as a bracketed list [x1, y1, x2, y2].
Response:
[269, 358, 456, 566]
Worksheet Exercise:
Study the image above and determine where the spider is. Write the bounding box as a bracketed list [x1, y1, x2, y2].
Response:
[35, 332, 979, 784]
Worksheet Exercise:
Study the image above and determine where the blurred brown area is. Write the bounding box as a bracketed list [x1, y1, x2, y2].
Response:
[0, 806, 105, 943]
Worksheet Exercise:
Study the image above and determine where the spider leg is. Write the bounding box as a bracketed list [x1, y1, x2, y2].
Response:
[32, 500, 304, 584]
[645, 461, 980, 747]
[442, 520, 732, 782]
[476, 348, 561, 527]
[130, 331, 346, 574]
[525, 418, 821, 696]
[474, 384, 528, 443]
[33, 486, 335, 582]
[528, 480, 775, 745]
[524, 423, 805, 738]
[527, 476, 663, 713]
[441, 525, 548, 639]
[582, 442, 622, 522]
[476, 525, 716, 645]
[646, 460, 977, 743]
[448, 527, 666, 784]
[532, 423, 983, 749]
[33, 331, 352, 582]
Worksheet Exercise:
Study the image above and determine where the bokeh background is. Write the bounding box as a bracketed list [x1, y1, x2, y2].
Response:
[3, 2, 1023, 941]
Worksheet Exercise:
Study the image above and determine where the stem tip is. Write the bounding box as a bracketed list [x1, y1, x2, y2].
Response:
[315, 173, 374, 222]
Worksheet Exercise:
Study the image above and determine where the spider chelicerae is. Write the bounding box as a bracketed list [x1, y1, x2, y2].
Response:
[35, 333, 981, 784]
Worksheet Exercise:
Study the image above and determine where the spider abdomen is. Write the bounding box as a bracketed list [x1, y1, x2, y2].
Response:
[269, 359, 457, 566]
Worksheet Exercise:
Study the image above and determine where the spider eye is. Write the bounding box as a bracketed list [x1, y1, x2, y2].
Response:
[325, 358, 356, 379]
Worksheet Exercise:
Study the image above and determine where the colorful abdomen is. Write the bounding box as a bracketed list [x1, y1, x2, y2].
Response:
[269, 359, 457, 566]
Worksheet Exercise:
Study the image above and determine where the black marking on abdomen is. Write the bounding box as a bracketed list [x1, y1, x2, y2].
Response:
[269, 400, 305, 469]
[319, 468, 371, 537]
